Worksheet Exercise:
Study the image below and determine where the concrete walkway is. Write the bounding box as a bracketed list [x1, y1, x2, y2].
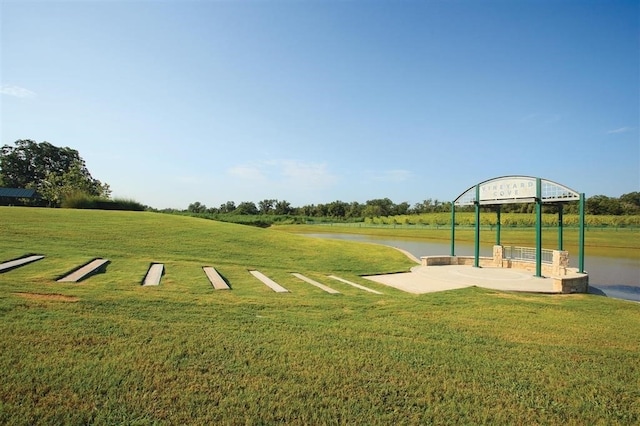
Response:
[364, 265, 559, 294]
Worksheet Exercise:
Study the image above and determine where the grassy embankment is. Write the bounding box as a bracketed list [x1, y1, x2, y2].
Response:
[1, 207, 638, 424]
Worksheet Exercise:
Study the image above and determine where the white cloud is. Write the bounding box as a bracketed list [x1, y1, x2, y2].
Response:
[370, 169, 412, 183]
[228, 164, 266, 181]
[278, 160, 338, 187]
[0, 85, 36, 98]
[607, 127, 634, 134]
[227, 159, 337, 190]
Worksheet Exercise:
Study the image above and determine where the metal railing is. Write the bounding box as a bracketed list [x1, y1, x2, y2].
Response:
[504, 246, 554, 264]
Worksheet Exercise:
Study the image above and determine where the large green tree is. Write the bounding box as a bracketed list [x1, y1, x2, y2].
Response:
[235, 201, 259, 215]
[0, 139, 110, 205]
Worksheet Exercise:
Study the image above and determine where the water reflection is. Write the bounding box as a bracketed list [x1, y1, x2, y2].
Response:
[302, 233, 640, 302]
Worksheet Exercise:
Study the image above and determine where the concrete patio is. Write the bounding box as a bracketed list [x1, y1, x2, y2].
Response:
[363, 264, 584, 295]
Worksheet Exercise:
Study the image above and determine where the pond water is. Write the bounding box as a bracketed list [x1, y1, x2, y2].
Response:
[302, 233, 640, 302]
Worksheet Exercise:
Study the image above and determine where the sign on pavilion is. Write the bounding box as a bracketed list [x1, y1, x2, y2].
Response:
[451, 176, 586, 278]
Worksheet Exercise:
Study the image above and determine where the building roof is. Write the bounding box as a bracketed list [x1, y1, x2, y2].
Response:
[0, 187, 39, 198]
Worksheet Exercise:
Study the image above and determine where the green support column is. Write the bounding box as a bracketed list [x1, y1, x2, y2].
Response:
[558, 204, 564, 251]
[535, 178, 542, 277]
[450, 203, 456, 256]
[496, 206, 501, 246]
[474, 185, 480, 268]
[579, 193, 585, 273]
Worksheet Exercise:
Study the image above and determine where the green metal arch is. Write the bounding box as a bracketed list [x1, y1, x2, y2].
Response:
[454, 175, 580, 206]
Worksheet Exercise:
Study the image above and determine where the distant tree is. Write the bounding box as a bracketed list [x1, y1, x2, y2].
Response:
[0, 139, 110, 206]
[327, 200, 348, 218]
[295, 204, 315, 216]
[362, 204, 382, 217]
[365, 198, 394, 216]
[314, 203, 329, 217]
[412, 199, 433, 214]
[274, 199, 292, 215]
[188, 201, 207, 213]
[620, 192, 640, 214]
[219, 201, 236, 213]
[235, 201, 259, 215]
[346, 201, 363, 218]
[394, 201, 410, 215]
[587, 195, 622, 215]
[258, 199, 276, 215]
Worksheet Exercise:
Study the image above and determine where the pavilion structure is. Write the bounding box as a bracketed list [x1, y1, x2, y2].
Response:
[445, 176, 587, 292]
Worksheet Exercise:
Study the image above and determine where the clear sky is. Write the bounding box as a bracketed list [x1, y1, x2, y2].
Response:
[1, 0, 638, 210]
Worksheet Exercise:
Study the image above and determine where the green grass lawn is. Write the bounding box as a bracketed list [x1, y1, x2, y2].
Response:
[1, 207, 638, 425]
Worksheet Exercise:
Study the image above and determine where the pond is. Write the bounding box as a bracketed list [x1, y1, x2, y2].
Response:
[302, 233, 640, 302]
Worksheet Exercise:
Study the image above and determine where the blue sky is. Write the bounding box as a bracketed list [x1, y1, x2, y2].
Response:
[1, 0, 638, 209]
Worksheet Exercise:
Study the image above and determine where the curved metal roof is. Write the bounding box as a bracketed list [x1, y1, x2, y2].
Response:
[454, 176, 580, 206]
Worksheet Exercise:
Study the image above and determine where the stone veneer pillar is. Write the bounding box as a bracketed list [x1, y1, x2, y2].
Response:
[552, 250, 569, 276]
[492, 245, 504, 268]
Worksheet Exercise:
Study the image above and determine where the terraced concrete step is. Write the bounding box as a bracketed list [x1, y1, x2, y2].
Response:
[58, 258, 109, 283]
[328, 275, 383, 294]
[249, 270, 289, 293]
[292, 273, 340, 294]
[203, 267, 230, 290]
[0, 255, 45, 272]
[143, 263, 164, 286]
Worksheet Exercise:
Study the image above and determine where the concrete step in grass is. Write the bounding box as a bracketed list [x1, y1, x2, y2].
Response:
[58, 258, 110, 283]
[143, 263, 164, 286]
[203, 266, 230, 290]
[328, 275, 383, 294]
[249, 270, 289, 293]
[292, 273, 340, 294]
[0, 255, 45, 273]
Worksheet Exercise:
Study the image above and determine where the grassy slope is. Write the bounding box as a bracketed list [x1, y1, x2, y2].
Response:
[1, 207, 639, 425]
[0, 207, 413, 290]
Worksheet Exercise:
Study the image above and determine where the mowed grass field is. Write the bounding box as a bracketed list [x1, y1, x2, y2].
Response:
[1, 207, 639, 425]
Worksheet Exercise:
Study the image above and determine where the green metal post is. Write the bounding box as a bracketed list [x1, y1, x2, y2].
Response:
[535, 178, 542, 277]
[496, 205, 501, 246]
[558, 203, 564, 251]
[474, 185, 480, 268]
[450, 204, 456, 256]
[579, 193, 585, 273]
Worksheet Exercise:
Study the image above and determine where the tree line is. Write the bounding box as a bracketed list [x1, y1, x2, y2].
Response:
[186, 192, 640, 219]
[2, 140, 638, 217]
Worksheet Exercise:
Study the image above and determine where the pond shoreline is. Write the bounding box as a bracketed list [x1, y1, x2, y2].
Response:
[300, 232, 640, 303]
